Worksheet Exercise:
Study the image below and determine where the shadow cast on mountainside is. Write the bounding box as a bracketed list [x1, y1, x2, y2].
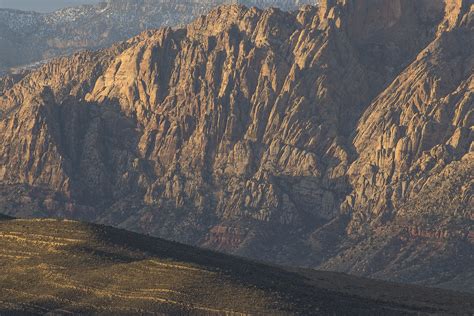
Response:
[56, 223, 440, 315]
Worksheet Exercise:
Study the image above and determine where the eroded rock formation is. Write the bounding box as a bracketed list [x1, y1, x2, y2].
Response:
[0, 0, 315, 73]
[0, 0, 472, 292]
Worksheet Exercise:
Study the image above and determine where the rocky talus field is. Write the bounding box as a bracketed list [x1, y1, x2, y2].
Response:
[0, 217, 473, 315]
[0, 0, 472, 293]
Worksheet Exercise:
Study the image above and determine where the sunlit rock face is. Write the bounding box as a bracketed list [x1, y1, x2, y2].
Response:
[0, 0, 316, 73]
[0, 0, 472, 292]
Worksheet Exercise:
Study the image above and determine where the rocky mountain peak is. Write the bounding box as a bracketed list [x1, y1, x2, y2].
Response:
[0, 0, 317, 74]
[318, 0, 470, 37]
[0, 1, 472, 293]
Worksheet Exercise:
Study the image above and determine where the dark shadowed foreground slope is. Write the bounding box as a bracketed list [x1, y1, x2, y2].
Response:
[0, 217, 473, 315]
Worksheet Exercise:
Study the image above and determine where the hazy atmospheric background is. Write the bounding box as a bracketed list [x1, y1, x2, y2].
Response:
[0, 0, 102, 12]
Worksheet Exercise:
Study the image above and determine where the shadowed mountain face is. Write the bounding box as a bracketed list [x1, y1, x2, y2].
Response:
[1, 218, 473, 315]
[0, 0, 473, 293]
[0, 0, 315, 73]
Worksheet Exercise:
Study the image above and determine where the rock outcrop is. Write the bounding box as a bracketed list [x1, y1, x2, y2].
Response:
[0, 0, 315, 74]
[0, 0, 472, 292]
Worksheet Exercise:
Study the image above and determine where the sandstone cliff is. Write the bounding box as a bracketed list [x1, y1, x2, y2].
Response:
[0, 0, 472, 292]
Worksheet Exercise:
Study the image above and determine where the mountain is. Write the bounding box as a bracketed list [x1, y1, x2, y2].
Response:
[0, 0, 315, 74]
[0, 0, 102, 12]
[0, 0, 472, 293]
[1, 216, 473, 315]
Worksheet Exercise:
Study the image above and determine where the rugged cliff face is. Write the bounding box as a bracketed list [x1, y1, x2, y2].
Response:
[0, 0, 315, 73]
[0, 0, 472, 292]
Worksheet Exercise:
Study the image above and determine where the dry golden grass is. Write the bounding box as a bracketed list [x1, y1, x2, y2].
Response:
[0, 218, 473, 315]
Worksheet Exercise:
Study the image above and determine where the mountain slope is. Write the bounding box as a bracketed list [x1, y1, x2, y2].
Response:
[0, 0, 472, 292]
[1, 217, 473, 315]
[0, 0, 315, 74]
[321, 6, 474, 288]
